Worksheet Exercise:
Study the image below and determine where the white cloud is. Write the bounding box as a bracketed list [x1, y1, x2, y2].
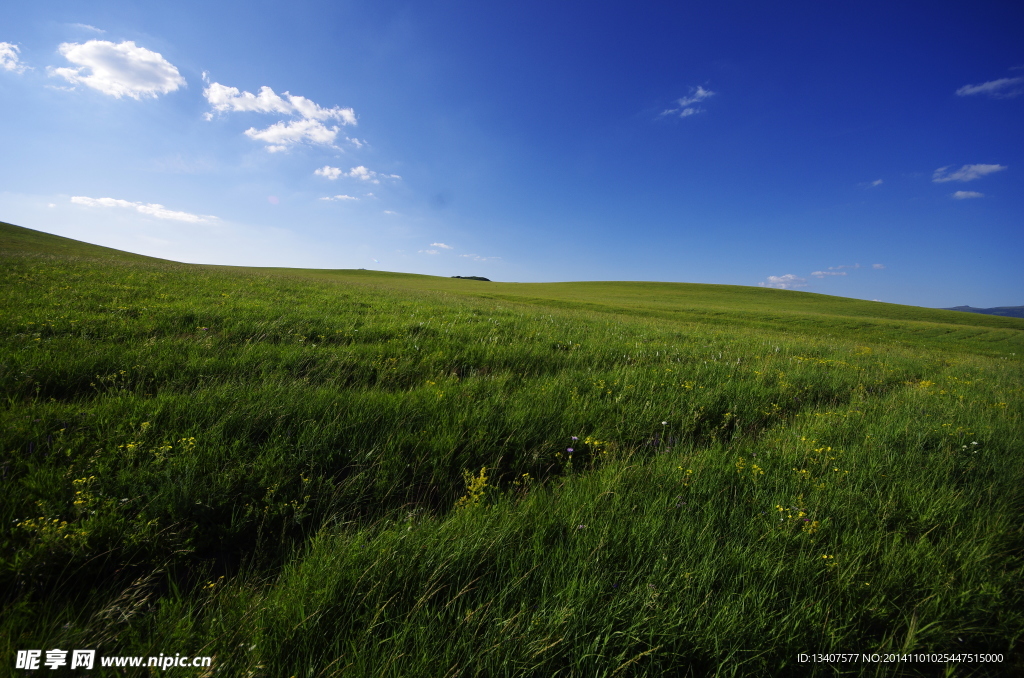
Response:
[758, 274, 806, 289]
[419, 249, 440, 255]
[932, 164, 1006, 182]
[70, 24, 105, 33]
[871, 179, 883, 186]
[204, 81, 356, 151]
[956, 77, 1024, 98]
[430, 242, 453, 249]
[952, 190, 984, 199]
[661, 86, 715, 118]
[71, 196, 215, 223]
[287, 94, 356, 124]
[828, 263, 860, 270]
[872, 264, 885, 269]
[811, 271, 847, 278]
[50, 40, 185, 99]
[245, 118, 342, 151]
[459, 253, 501, 262]
[0, 42, 28, 73]
[204, 83, 295, 116]
[338, 165, 401, 184]
[319, 194, 358, 201]
[347, 165, 373, 181]
[383, 210, 398, 215]
[314, 165, 343, 180]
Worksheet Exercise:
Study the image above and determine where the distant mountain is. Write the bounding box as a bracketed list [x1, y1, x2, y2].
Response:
[941, 305, 1024, 319]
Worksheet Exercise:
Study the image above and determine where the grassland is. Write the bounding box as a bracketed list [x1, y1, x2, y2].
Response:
[1, 220, 1022, 676]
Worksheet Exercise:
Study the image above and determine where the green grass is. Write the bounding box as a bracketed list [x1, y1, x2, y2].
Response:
[2, 220, 1022, 676]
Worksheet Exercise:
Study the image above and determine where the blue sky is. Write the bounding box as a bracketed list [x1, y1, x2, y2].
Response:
[1, 0, 1021, 307]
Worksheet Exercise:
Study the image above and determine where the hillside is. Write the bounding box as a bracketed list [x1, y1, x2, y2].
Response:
[942, 305, 1024, 319]
[2, 220, 1022, 676]
[0, 220, 173, 263]
[6, 220, 1021, 356]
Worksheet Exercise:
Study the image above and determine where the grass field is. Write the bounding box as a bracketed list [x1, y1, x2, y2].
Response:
[2, 220, 1022, 676]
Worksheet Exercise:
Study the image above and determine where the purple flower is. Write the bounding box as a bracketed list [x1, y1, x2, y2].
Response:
[571, 436, 578, 441]
[567, 448, 574, 453]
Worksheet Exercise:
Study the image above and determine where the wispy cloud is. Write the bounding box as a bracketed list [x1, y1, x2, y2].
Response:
[871, 179, 883, 187]
[50, 40, 185, 99]
[758, 274, 806, 289]
[149, 153, 215, 174]
[766, 262, 884, 286]
[956, 76, 1024, 98]
[460, 253, 501, 262]
[430, 242, 453, 249]
[677, 86, 715, 107]
[337, 165, 400, 184]
[70, 24, 105, 33]
[204, 82, 356, 151]
[319, 194, 357, 201]
[418, 249, 440, 255]
[810, 263, 866, 279]
[660, 85, 715, 118]
[932, 164, 1006, 182]
[71, 196, 216, 223]
[0, 42, 29, 73]
[952, 190, 984, 199]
